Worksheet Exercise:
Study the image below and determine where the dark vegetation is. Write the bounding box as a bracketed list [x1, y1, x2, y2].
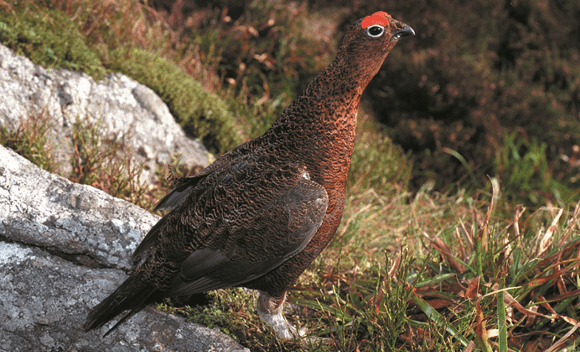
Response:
[343, 0, 580, 205]
[153, 0, 580, 208]
[1, 0, 579, 351]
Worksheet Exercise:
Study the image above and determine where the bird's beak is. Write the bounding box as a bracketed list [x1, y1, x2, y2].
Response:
[394, 24, 415, 39]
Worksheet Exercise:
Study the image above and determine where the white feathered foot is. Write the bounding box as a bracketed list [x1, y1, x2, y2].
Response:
[256, 291, 307, 340]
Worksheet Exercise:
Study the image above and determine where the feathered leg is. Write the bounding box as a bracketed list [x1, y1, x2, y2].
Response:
[257, 291, 305, 339]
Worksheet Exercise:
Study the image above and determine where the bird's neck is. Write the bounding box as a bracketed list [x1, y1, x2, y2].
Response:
[269, 62, 370, 137]
[264, 62, 373, 189]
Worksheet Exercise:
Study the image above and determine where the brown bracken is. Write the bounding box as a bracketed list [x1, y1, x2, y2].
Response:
[84, 11, 414, 339]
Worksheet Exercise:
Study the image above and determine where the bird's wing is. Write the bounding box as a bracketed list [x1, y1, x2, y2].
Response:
[154, 141, 259, 211]
[153, 173, 207, 211]
[163, 168, 328, 297]
[134, 155, 256, 264]
[138, 146, 254, 263]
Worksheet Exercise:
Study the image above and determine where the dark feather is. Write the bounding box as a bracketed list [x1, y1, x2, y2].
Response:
[166, 172, 328, 296]
[154, 174, 207, 211]
[83, 273, 157, 335]
[132, 215, 166, 266]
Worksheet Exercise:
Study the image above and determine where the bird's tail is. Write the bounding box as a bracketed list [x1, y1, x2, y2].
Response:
[84, 273, 157, 336]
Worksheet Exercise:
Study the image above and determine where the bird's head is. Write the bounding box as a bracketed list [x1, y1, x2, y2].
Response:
[334, 11, 414, 79]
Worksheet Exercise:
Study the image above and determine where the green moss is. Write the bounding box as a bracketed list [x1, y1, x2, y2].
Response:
[348, 118, 412, 194]
[108, 48, 242, 153]
[0, 2, 241, 154]
[0, 3, 106, 79]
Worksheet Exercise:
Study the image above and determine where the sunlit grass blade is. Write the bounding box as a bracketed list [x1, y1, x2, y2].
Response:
[411, 291, 470, 347]
[290, 298, 353, 324]
[414, 273, 457, 288]
[497, 289, 508, 352]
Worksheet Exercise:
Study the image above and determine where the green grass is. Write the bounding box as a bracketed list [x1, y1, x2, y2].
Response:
[494, 132, 578, 208]
[348, 114, 412, 194]
[286, 180, 580, 351]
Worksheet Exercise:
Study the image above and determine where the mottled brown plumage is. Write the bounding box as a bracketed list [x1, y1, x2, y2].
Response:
[84, 11, 414, 339]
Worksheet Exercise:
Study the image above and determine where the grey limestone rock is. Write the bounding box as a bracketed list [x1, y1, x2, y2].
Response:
[0, 145, 249, 351]
[0, 43, 208, 183]
[0, 241, 249, 352]
[0, 144, 156, 270]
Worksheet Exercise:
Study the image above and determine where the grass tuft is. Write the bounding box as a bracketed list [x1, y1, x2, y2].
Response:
[0, 107, 57, 173]
[68, 116, 150, 208]
[494, 132, 578, 208]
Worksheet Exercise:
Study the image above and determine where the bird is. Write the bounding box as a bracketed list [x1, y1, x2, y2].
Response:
[84, 11, 414, 339]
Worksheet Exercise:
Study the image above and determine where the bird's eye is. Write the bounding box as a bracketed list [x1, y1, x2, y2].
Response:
[366, 25, 384, 38]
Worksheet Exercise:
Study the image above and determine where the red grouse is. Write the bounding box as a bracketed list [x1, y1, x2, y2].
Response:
[84, 11, 414, 339]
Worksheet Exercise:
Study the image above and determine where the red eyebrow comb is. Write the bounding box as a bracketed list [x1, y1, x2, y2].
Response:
[361, 11, 392, 29]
